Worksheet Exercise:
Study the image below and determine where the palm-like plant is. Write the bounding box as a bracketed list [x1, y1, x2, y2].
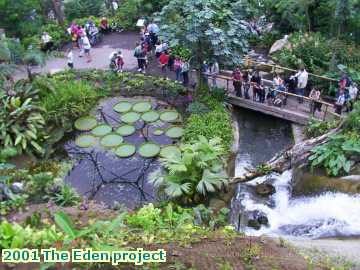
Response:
[149, 136, 228, 204]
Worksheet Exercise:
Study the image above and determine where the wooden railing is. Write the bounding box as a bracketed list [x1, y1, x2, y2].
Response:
[202, 72, 341, 121]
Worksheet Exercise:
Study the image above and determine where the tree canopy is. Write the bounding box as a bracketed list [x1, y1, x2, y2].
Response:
[156, 0, 252, 66]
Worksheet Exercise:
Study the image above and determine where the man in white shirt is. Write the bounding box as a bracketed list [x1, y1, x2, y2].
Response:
[67, 49, 74, 69]
[335, 89, 346, 115]
[349, 82, 358, 111]
[210, 61, 219, 87]
[80, 34, 92, 63]
[41, 32, 53, 52]
[292, 66, 308, 103]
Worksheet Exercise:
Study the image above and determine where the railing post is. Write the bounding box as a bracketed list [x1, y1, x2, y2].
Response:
[323, 105, 328, 121]
[226, 78, 229, 91]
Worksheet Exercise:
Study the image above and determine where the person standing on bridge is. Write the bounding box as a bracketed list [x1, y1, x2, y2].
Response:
[209, 60, 219, 87]
[309, 88, 321, 115]
[233, 68, 243, 97]
[335, 89, 346, 115]
[291, 66, 308, 104]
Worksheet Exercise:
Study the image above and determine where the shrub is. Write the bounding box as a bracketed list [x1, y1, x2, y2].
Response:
[0, 82, 46, 155]
[309, 132, 360, 176]
[149, 136, 228, 204]
[305, 118, 339, 138]
[64, 0, 105, 21]
[40, 23, 68, 49]
[183, 96, 233, 153]
[39, 80, 102, 131]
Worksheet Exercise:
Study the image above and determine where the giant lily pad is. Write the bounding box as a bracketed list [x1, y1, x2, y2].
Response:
[132, 101, 152, 113]
[165, 126, 184, 138]
[160, 111, 179, 122]
[141, 111, 160, 123]
[153, 128, 164, 136]
[121, 112, 141, 123]
[116, 125, 136, 136]
[113, 101, 132, 113]
[91, 124, 112, 137]
[138, 142, 161, 158]
[160, 145, 181, 158]
[114, 143, 136, 158]
[74, 116, 97, 131]
[75, 134, 97, 148]
[100, 133, 123, 148]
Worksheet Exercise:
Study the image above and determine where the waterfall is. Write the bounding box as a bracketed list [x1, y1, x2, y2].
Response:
[232, 169, 360, 238]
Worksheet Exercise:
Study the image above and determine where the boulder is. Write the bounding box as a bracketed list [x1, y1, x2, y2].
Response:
[246, 210, 269, 230]
[255, 183, 276, 197]
[269, 35, 289, 54]
[11, 182, 24, 194]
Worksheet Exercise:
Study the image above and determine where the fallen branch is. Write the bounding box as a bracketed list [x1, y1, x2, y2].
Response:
[230, 123, 343, 184]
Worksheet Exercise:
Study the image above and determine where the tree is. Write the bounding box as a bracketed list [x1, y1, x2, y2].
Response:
[155, 0, 252, 68]
[0, 38, 45, 83]
[0, 0, 44, 37]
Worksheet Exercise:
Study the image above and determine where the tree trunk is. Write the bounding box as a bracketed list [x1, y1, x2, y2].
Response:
[51, 0, 65, 25]
[230, 125, 343, 184]
[26, 66, 33, 82]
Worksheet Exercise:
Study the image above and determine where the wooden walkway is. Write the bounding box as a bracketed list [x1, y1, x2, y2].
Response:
[207, 73, 341, 125]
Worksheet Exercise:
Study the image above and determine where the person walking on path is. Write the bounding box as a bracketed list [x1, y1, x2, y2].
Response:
[67, 49, 74, 69]
[159, 51, 170, 78]
[117, 51, 125, 73]
[81, 33, 92, 63]
[174, 57, 183, 82]
[134, 42, 146, 73]
[291, 66, 308, 103]
[147, 21, 160, 47]
[233, 67, 243, 97]
[181, 60, 190, 86]
[41, 32, 53, 52]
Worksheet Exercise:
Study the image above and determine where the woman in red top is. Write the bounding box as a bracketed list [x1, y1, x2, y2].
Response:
[159, 52, 169, 77]
[233, 68, 243, 97]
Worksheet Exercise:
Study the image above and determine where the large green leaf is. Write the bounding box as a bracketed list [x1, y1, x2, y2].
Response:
[54, 212, 77, 240]
[138, 142, 161, 158]
[74, 116, 97, 131]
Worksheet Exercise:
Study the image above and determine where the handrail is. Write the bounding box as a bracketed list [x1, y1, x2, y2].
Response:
[243, 57, 338, 82]
[202, 72, 335, 108]
[202, 72, 342, 121]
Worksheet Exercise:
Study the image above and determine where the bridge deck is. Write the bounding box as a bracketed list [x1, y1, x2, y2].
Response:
[207, 74, 341, 125]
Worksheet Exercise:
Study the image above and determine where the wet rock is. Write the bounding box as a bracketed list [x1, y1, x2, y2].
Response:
[246, 210, 269, 230]
[255, 183, 276, 197]
[248, 219, 261, 230]
[293, 173, 360, 196]
[11, 182, 24, 194]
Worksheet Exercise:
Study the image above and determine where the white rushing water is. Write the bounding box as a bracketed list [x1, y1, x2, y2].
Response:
[233, 167, 360, 238]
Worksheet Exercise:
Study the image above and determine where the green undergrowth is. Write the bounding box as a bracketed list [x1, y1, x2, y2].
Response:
[0, 203, 237, 269]
[183, 88, 233, 154]
[309, 102, 360, 176]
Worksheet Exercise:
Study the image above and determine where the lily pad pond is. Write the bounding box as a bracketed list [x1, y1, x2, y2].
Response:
[65, 97, 183, 209]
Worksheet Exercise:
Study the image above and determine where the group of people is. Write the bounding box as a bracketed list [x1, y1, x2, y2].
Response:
[131, 21, 191, 85]
[229, 65, 358, 115]
[335, 73, 359, 114]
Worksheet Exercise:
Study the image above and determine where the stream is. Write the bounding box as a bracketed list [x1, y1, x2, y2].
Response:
[230, 108, 360, 239]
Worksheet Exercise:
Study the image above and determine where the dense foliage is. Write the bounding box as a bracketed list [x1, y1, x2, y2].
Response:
[183, 90, 233, 153]
[310, 102, 360, 176]
[1, 203, 234, 251]
[156, 0, 252, 66]
[150, 136, 228, 204]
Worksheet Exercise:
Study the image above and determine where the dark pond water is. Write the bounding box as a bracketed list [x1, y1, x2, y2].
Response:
[64, 97, 181, 209]
[231, 107, 294, 226]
